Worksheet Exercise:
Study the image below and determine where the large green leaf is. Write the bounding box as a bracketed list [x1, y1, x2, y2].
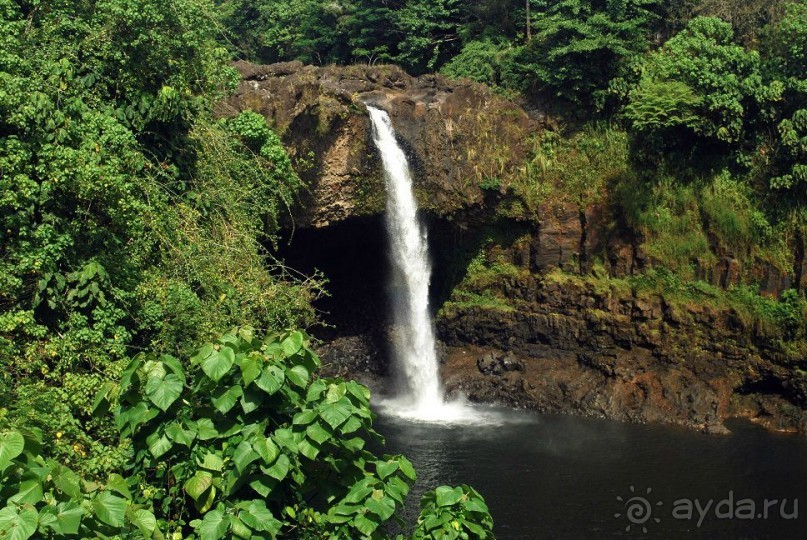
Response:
[191, 343, 215, 366]
[196, 419, 219, 440]
[0, 505, 38, 540]
[9, 479, 42, 506]
[130, 509, 156, 537]
[160, 354, 187, 384]
[251, 436, 279, 465]
[148, 434, 172, 458]
[53, 503, 85, 535]
[165, 422, 196, 447]
[325, 383, 346, 403]
[194, 507, 229, 540]
[292, 410, 317, 426]
[306, 422, 331, 445]
[229, 515, 252, 539]
[92, 491, 126, 527]
[366, 497, 395, 521]
[281, 332, 304, 356]
[240, 386, 263, 414]
[106, 473, 132, 500]
[255, 366, 284, 395]
[51, 465, 82, 500]
[0, 430, 25, 470]
[286, 365, 309, 388]
[297, 438, 320, 460]
[185, 471, 214, 501]
[376, 460, 399, 480]
[201, 348, 235, 382]
[145, 373, 183, 411]
[263, 453, 291, 481]
[39, 501, 85, 536]
[199, 452, 224, 472]
[239, 500, 281, 533]
[435, 485, 463, 507]
[196, 485, 217, 514]
[211, 384, 243, 414]
[239, 354, 262, 386]
[398, 456, 417, 481]
[248, 477, 275, 498]
[353, 514, 379, 536]
[319, 402, 352, 429]
[232, 441, 259, 473]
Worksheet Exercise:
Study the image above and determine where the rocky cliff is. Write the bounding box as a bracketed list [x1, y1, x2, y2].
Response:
[217, 61, 532, 228]
[438, 271, 807, 434]
[222, 62, 807, 436]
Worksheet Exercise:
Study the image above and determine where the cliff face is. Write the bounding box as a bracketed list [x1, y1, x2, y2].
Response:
[222, 62, 807, 435]
[437, 273, 807, 434]
[218, 61, 532, 228]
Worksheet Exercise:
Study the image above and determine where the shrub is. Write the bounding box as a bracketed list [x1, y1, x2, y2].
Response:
[96, 329, 496, 539]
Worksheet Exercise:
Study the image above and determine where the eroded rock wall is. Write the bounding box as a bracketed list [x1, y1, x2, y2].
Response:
[437, 274, 807, 434]
[217, 61, 532, 228]
[220, 62, 807, 435]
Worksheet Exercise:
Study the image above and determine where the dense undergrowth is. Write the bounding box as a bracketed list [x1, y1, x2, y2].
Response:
[0, 1, 496, 538]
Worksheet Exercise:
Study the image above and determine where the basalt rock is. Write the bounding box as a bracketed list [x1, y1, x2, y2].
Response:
[437, 274, 807, 434]
[217, 61, 533, 228]
[224, 62, 807, 435]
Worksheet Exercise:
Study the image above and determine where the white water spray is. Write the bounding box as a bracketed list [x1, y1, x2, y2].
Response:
[367, 106, 493, 423]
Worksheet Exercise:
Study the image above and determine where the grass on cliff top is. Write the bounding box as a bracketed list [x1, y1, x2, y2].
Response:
[501, 122, 795, 282]
[544, 266, 807, 344]
[500, 122, 630, 221]
[615, 171, 794, 279]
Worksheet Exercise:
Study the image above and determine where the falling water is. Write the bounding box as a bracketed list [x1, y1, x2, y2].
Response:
[367, 106, 442, 414]
[367, 106, 496, 423]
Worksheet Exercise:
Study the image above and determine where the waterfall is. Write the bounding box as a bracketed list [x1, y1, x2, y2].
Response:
[367, 106, 443, 414]
[367, 106, 508, 425]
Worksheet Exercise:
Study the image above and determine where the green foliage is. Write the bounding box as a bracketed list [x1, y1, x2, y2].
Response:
[762, 3, 807, 195]
[622, 80, 703, 132]
[699, 172, 789, 265]
[512, 0, 662, 109]
[219, 0, 352, 66]
[1, 331, 498, 539]
[441, 39, 518, 89]
[393, 0, 465, 73]
[503, 124, 629, 220]
[218, 0, 520, 75]
[439, 247, 526, 318]
[641, 189, 714, 277]
[627, 269, 807, 341]
[91, 329, 494, 539]
[412, 485, 495, 539]
[0, 0, 319, 478]
[0, 427, 157, 538]
[692, 0, 789, 47]
[624, 16, 778, 164]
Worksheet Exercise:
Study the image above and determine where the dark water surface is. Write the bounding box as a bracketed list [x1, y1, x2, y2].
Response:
[375, 409, 807, 539]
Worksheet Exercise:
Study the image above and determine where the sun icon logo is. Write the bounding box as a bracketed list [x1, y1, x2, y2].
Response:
[614, 486, 663, 533]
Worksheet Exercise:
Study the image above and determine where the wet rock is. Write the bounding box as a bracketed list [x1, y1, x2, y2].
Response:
[219, 61, 532, 228]
[477, 353, 497, 375]
[499, 351, 524, 372]
[437, 273, 807, 435]
[530, 203, 581, 273]
[476, 351, 525, 376]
